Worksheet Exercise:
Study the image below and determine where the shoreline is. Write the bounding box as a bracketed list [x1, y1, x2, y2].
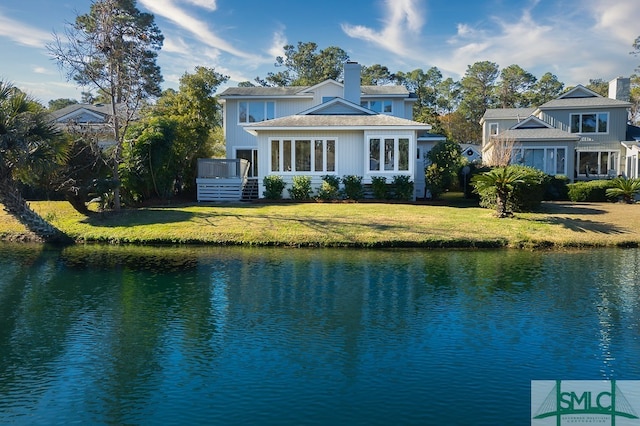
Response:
[2, 199, 639, 249]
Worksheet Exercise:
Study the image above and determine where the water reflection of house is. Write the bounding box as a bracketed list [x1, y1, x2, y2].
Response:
[49, 103, 117, 148]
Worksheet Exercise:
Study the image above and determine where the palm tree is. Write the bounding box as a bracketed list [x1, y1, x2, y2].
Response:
[606, 177, 640, 203]
[0, 80, 73, 243]
[472, 166, 529, 217]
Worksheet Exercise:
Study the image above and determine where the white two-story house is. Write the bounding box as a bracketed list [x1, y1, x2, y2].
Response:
[480, 77, 639, 181]
[198, 62, 432, 200]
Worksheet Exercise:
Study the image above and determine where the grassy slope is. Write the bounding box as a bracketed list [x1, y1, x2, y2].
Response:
[2, 195, 639, 248]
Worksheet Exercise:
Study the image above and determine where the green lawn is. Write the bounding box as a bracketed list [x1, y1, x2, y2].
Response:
[2, 195, 639, 248]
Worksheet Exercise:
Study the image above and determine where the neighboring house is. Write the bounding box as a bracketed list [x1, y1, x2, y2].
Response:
[207, 62, 432, 200]
[459, 143, 482, 164]
[49, 103, 116, 148]
[481, 77, 635, 181]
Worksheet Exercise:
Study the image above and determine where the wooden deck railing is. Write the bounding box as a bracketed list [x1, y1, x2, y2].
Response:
[197, 159, 250, 179]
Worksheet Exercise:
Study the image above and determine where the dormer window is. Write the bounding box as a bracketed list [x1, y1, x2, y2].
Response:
[570, 112, 608, 134]
[489, 123, 499, 136]
[239, 101, 275, 123]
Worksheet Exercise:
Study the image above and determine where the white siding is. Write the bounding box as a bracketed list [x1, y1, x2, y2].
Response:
[252, 129, 419, 199]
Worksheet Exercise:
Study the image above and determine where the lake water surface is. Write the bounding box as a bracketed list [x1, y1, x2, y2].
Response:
[1, 243, 639, 425]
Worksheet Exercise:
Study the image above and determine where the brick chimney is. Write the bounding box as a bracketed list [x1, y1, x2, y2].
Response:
[343, 61, 361, 105]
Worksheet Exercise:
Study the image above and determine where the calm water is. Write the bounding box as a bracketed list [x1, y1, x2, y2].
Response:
[0, 243, 639, 425]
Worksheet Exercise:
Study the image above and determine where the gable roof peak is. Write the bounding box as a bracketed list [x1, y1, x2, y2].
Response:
[559, 84, 602, 99]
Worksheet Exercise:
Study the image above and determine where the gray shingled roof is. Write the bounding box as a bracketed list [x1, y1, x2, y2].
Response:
[244, 114, 430, 130]
[497, 127, 580, 141]
[219, 84, 409, 98]
[481, 108, 536, 120]
[218, 86, 309, 97]
[49, 103, 113, 121]
[539, 97, 631, 109]
[361, 86, 409, 96]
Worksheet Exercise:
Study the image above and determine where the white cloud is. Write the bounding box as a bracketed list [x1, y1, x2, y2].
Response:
[33, 66, 54, 75]
[182, 0, 217, 11]
[0, 12, 51, 48]
[341, 0, 425, 57]
[588, 0, 638, 45]
[268, 29, 287, 60]
[138, 0, 263, 61]
[423, 0, 639, 86]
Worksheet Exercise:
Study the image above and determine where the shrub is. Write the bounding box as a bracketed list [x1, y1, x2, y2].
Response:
[371, 176, 388, 199]
[567, 180, 616, 202]
[545, 175, 570, 201]
[426, 139, 463, 191]
[605, 177, 640, 203]
[288, 175, 312, 200]
[263, 175, 286, 199]
[342, 175, 364, 200]
[425, 164, 446, 199]
[316, 175, 341, 200]
[391, 175, 414, 200]
[474, 165, 550, 213]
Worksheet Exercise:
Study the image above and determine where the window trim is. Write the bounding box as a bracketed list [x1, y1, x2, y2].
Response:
[576, 150, 619, 178]
[489, 123, 499, 136]
[269, 137, 337, 174]
[361, 100, 393, 115]
[366, 135, 412, 174]
[238, 101, 275, 124]
[569, 112, 609, 134]
[511, 146, 568, 176]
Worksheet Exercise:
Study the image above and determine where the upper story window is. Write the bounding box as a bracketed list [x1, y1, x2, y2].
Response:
[361, 100, 392, 114]
[239, 101, 275, 123]
[489, 123, 499, 136]
[570, 112, 608, 134]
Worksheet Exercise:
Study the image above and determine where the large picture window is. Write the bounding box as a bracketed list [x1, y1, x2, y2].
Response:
[570, 112, 608, 134]
[239, 101, 275, 123]
[368, 137, 410, 172]
[270, 138, 335, 173]
[512, 147, 567, 175]
[576, 151, 618, 177]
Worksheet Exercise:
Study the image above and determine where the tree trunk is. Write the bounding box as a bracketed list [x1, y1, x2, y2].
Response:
[495, 189, 512, 218]
[0, 179, 74, 244]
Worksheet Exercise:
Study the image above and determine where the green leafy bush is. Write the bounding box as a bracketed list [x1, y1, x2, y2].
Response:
[263, 175, 286, 200]
[425, 164, 446, 199]
[391, 175, 414, 200]
[567, 180, 616, 202]
[544, 175, 570, 201]
[342, 175, 363, 200]
[474, 165, 550, 213]
[288, 175, 312, 200]
[316, 175, 341, 200]
[605, 177, 640, 203]
[371, 176, 388, 199]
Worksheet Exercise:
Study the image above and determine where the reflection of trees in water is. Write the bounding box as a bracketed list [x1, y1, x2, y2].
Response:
[2, 245, 640, 422]
[0, 244, 214, 424]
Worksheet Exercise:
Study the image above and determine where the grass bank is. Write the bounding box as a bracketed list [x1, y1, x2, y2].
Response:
[1, 195, 639, 248]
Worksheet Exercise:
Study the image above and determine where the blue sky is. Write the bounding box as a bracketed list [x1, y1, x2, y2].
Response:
[1, 0, 639, 104]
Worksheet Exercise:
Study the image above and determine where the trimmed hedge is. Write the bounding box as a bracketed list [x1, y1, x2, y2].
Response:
[567, 180, 617, 202]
